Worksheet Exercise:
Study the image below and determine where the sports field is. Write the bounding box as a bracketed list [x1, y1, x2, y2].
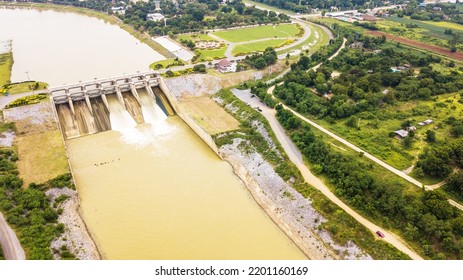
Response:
[213, 24, 299, 43]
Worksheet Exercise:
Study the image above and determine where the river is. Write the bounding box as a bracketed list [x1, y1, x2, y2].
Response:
[1, 6, 306, 259]
[0, 7, 164, 86]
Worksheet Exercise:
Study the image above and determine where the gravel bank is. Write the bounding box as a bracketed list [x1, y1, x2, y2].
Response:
[220, 138, 372, 260]
[47, 188, 100, 260]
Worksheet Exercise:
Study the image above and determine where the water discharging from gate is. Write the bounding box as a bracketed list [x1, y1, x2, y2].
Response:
[66, 90, 307, 259]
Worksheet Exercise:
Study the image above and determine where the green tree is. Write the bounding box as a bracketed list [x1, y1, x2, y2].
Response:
[426, 130, 436, 143]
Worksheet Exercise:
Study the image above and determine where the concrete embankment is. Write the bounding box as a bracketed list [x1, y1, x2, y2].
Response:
[159, 79, 222, 157]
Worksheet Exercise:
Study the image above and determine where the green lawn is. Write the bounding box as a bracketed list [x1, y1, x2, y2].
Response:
[213, 24, 298, 43]
[6, 81, 48, 95]
[0, 52, 13, 86]
[196, 45, 227, 61]
[149, 58, 185, 70]
[233, 39, 289, 55]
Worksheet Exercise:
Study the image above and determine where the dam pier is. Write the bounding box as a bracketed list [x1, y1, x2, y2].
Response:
[49, 71, 175, 139]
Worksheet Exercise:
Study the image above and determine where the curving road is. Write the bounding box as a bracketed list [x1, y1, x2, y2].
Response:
[231, 87, 422, 260]
[0, 212, 25, 260]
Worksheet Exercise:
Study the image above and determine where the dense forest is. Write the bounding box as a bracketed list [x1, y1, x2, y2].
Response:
[276, 106, 463, 259]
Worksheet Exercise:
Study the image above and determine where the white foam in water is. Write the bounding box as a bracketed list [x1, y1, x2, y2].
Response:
[107, 93, 176, 147]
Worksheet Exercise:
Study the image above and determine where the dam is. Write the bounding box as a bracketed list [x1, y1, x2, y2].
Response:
[50, 71, 175, 139]
[49, 71, 307, 259]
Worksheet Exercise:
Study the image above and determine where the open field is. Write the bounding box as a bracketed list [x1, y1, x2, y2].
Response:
[422, 20, 463, 32]
[213, 24, 299, 43]
[7, 82, 48, 94]
[380, 16, 453, 44]
[178, 96, 239, 135]
[2, 101, 69, 187]
[233, 39, 289, 55]
[15, 131, 68, 187]
[367, 30, 463, 61]
[0, 52, 13, 86]
[196, 45, 227, 61]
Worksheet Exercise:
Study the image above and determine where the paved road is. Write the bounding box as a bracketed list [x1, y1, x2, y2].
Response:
[0, 212, 25, 260]
[231, 88, 422, 260]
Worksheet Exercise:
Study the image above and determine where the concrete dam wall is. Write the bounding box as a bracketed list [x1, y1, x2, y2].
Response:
[50, 72, 175, 139]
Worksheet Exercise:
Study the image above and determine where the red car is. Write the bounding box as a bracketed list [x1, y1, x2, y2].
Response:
[376, 231, 385, 238]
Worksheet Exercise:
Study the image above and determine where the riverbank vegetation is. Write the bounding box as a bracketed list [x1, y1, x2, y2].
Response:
[214, 89, 408, 259]
[276, 106, 463, 259]
[0, 143, 74, 259]
[0, 51, 13, 86]
[5, 93, 48, 108]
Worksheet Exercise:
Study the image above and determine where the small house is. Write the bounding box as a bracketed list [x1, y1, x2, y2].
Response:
[395, 129, 409, 138]
[418, 122, 425, 126]
[424, 119, 433, 125]
[147, 13, 165, 22]
[407, 126, 417, 131]
[215, 59, 236, 73]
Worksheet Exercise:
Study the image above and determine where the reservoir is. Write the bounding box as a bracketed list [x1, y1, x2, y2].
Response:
[1, 6, 306, 259]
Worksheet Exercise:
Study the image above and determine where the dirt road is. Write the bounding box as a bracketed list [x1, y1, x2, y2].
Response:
[0, 212, 25, 260]
[231, 88, 422, 260]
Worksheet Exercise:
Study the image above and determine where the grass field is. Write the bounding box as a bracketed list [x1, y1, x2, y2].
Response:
[213, 24, 299, 43]
[233, 39, 289, 55]
[6, 81, 48, 94]
[16, 131, 69, 187]
[196, 45, 227, 61]
[3, 101, 69, 186]
[0, 52, 13, 86]
[423, 20, 463, 32]
[178, 96, 239, 135]
[383, 16, 453, 42]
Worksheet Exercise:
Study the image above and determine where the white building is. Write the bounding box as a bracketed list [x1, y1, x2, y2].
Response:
[147, 13, 165, 22]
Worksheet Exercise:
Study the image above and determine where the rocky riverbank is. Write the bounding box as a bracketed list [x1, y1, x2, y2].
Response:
[219, 138, 372, 260]
[47, 188, 100, 260]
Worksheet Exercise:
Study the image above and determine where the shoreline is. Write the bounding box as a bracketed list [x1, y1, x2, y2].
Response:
[47, 188, 101, 260]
